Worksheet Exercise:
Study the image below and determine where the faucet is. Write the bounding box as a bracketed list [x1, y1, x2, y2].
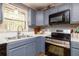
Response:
[17, 25, 23, 39]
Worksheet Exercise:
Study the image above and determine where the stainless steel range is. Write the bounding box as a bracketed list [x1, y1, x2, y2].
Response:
[45, 29, 71, 56]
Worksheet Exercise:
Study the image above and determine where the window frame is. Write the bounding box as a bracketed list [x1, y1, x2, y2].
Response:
[2, 3, 28, 32]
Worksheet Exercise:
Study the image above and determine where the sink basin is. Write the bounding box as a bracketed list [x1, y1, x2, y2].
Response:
[6, 37, 17, 40]
[6, 35, 33, 41]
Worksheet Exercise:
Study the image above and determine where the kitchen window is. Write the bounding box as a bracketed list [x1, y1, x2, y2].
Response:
[1, 4, 28, 32]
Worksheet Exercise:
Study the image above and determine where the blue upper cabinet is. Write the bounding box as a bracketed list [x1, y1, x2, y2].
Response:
[48, 4, 71, 15]
[0, 3, 3, 24]
[49, 7, 58, 14]
[36, 11, 45, 26]
[57, 4, 71, 12]
[70, 3, 79, 24]
[28, 9, 47, 26]
[44, 10, 50, 26]
[28, 8, 36, 26]
[36, 11, 49, 26]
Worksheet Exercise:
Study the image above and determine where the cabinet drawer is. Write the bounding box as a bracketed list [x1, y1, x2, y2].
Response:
[71, 48, 79, 56]
[7, 45, 26, 56]
[7, 39, 35, 50]
[7, 40, 26, 50]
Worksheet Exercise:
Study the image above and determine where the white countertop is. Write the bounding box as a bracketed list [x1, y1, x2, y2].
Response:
[71, 33, 79, 42]
[0, 32, 51, 44]
[71, 37, 79, 43]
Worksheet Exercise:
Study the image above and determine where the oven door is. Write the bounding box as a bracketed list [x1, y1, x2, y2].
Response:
[45, 42, 70, 56]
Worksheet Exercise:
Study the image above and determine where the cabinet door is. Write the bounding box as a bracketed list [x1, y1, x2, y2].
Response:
[28, 9, 31, 26]
[70, 4, 79, 24]
[25, 42, 36, 56]
[35, 37, 45, 54]
[0, 3, 3, 24]
[49, 7, 57, 14]
[40, 37, 45, 52]
[28, 8, 36, 26]
[71, 48, 79, 56]
[36, 11, 44, 26]
[31, 10, 36, 26]
[57, 4, 71, 12]
[44, 10, 49, 25]
[7, 45, 26, 56]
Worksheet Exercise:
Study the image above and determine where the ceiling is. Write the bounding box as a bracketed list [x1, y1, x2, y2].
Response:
[24, 3, 63, 11]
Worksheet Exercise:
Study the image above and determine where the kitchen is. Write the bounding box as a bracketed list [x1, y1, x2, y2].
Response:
[0, 3, 79, 56]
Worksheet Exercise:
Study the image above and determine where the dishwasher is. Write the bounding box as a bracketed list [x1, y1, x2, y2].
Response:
[0, 43, 7, 56]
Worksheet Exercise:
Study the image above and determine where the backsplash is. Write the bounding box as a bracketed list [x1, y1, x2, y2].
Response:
[0, 24, 79, 42]
[28, 24, 79, 32]
[0, 22, 6, 32]
[49, 24, 74, 32]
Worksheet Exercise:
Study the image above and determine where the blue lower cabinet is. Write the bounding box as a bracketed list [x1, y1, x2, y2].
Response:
[25, 42, 36, 56]
[7, 37, 45, 56]
[40, 37, 45, 52]
[35, 36, 45, 54]
[71, 48, 79, 56]
[7, 45, 26, 56]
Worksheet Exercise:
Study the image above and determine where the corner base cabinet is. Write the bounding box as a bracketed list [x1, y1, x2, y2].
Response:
[71, 40, 79, 56]
[7, 36, 45, 56]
